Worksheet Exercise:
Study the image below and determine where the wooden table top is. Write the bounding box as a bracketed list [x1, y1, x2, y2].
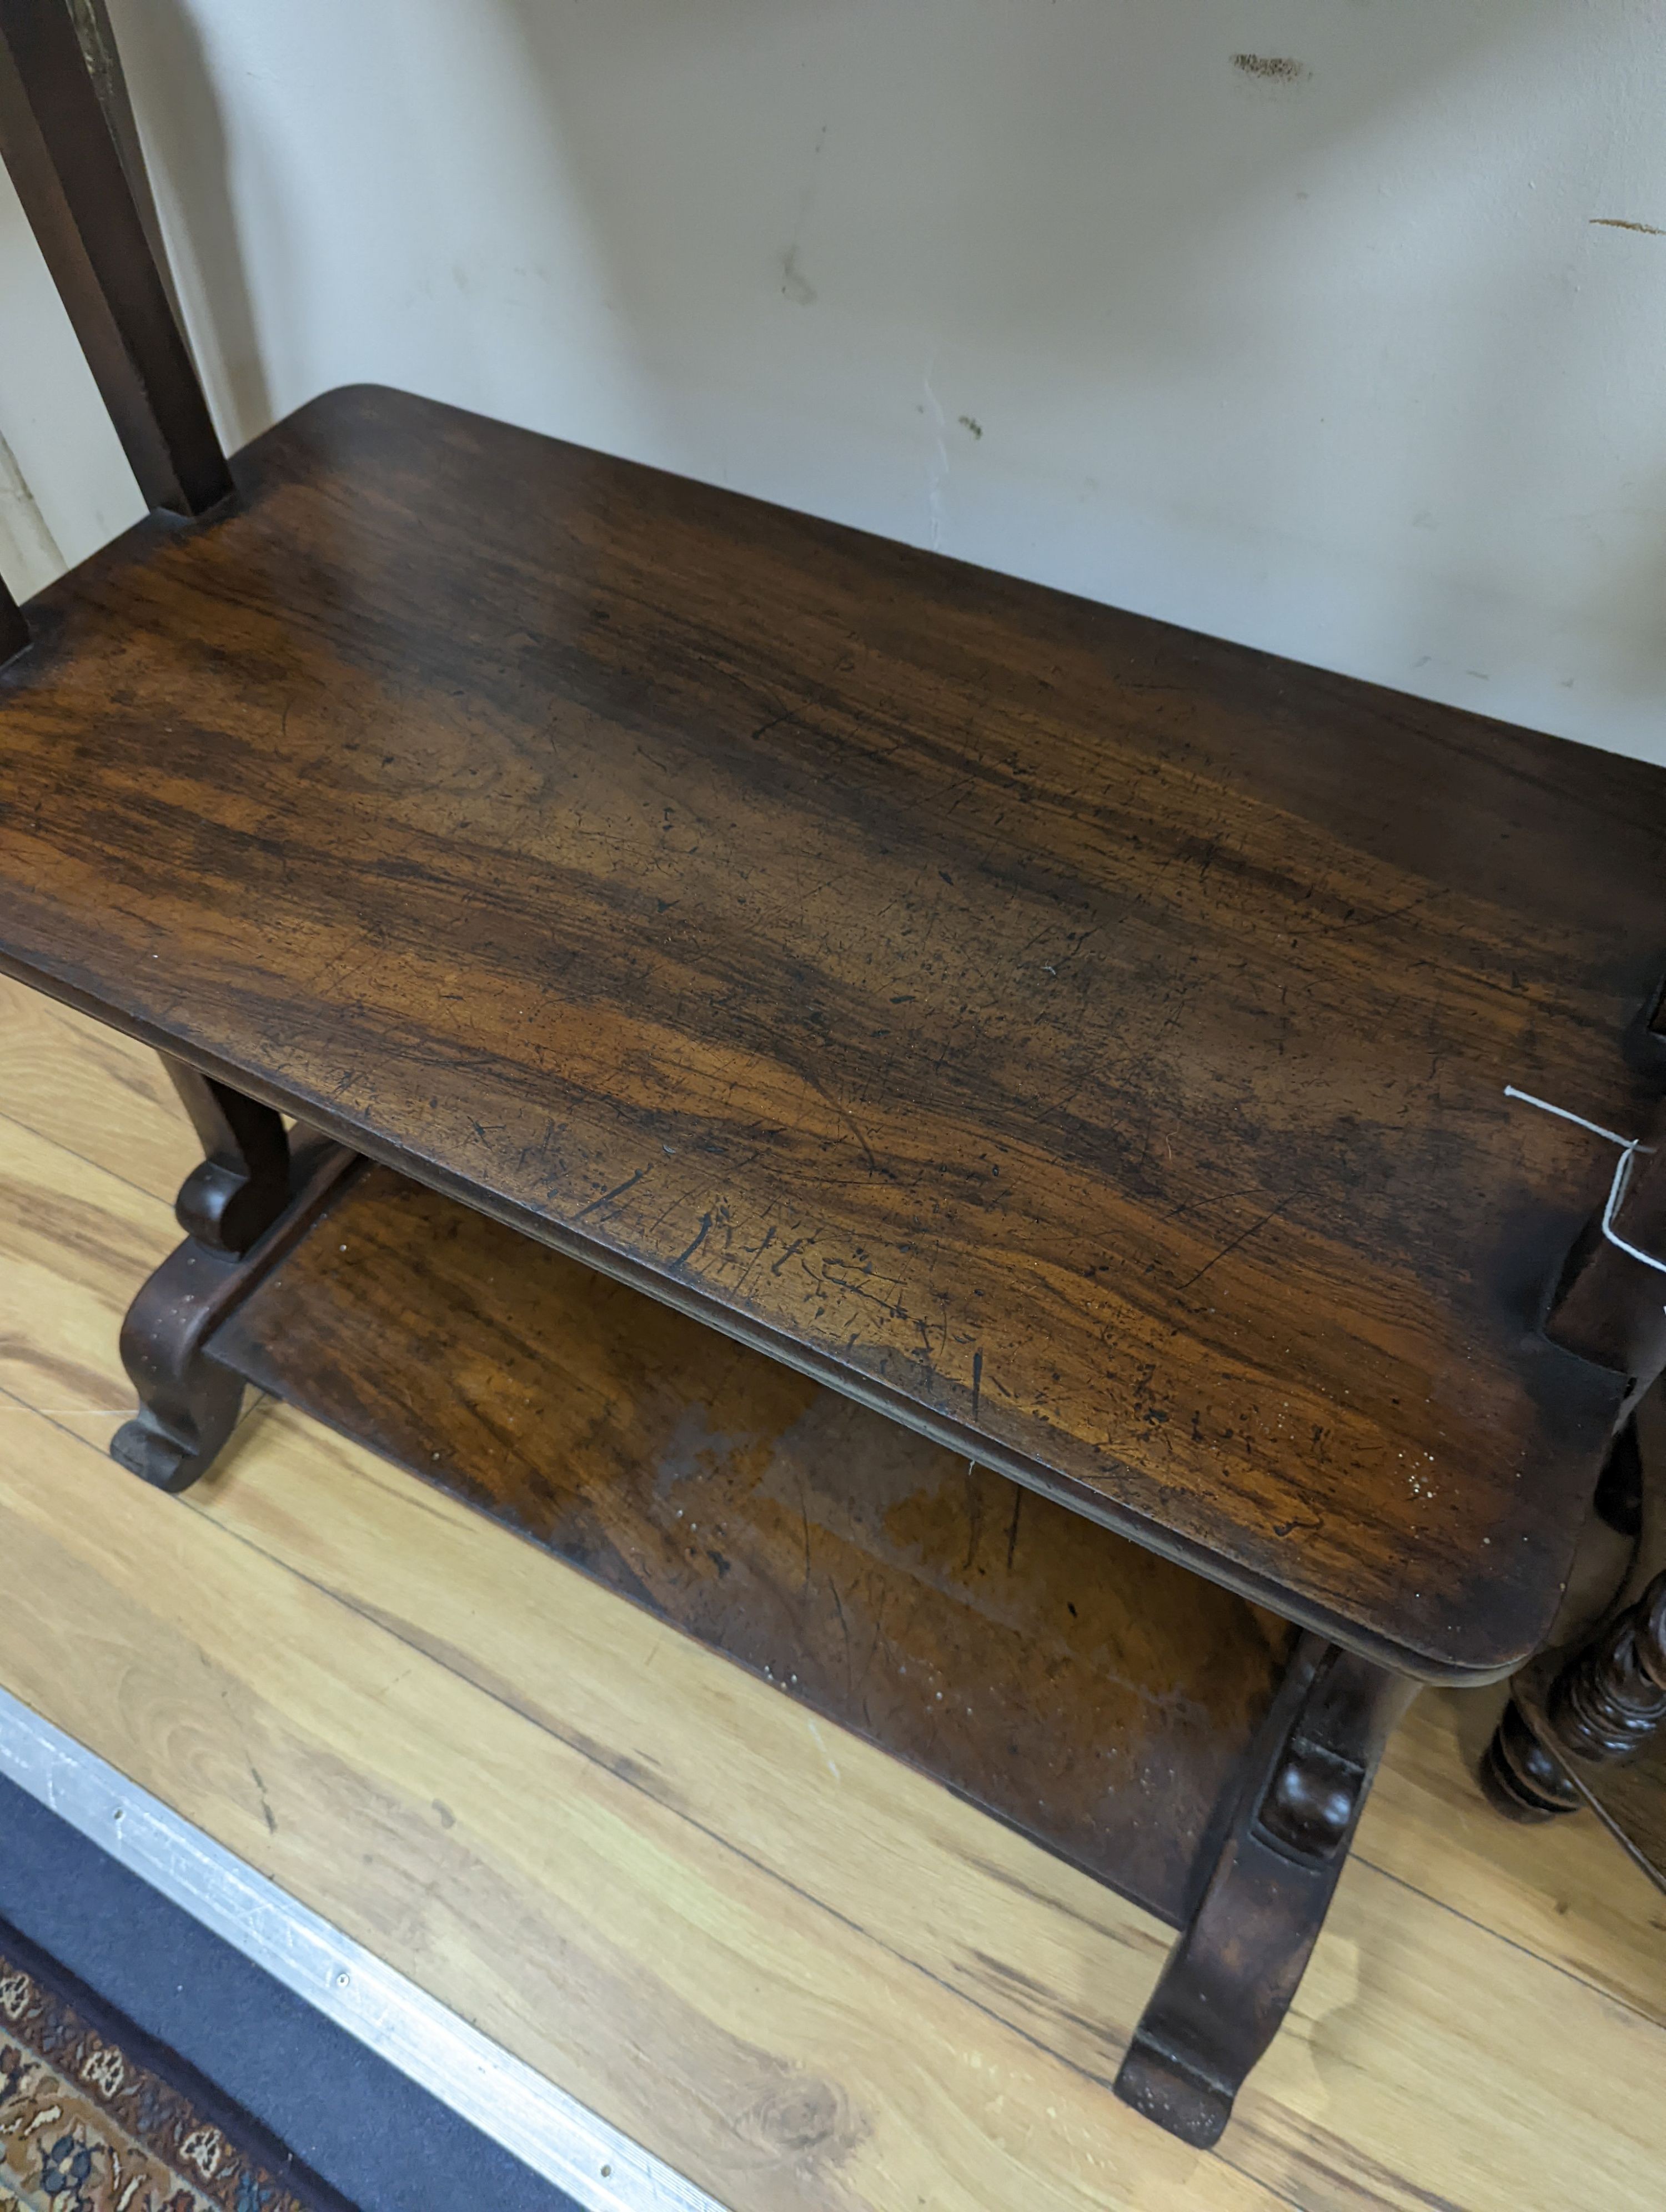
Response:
[2, 383, 1660, 1679]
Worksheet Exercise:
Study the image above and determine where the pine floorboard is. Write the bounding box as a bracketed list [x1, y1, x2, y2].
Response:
[1, 973, 1662, 2211]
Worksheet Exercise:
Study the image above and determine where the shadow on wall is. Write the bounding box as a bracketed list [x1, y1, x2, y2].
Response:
[74, 1, 1666, 758]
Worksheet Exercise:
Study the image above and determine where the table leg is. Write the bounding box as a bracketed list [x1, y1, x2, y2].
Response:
[1483, 1571, 1666, 1821]
[111, 1072, 357, 1491]
[1115, 1636, 1417, 2146]
[161, 1058, 290, 1255]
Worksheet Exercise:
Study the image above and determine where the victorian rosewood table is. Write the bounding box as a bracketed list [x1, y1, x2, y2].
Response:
[4, 0, 1666, 2151]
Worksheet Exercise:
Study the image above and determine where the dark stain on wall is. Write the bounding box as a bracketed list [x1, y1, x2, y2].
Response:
[1232, 54, 1309, 83]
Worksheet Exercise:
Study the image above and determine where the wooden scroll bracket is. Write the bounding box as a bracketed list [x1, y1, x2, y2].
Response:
[1114, 1637, 1416, 2146]
[112, 1081, 362, 1492]
[162, 1059, 293, 1257]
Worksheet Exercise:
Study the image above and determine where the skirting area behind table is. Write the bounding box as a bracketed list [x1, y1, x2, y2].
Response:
[0, 1695, 706, 2212]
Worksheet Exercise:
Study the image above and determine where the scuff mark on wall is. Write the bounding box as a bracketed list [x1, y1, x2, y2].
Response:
[0, 429, 62, 591]
[922, 359, 950, 552]
[1232, 54, 1309, 83]
[781, 123, 829, 306]
[782, 245, 816, 306]
[1590, 217, 1665, 235]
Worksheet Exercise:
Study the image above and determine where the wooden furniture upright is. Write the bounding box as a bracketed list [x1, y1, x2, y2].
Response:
[1483, 1412, 1666, 1884]
[3, 0, 1666, 2151]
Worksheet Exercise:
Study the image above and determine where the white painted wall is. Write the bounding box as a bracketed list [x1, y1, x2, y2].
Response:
[3, 0, 1666, 761]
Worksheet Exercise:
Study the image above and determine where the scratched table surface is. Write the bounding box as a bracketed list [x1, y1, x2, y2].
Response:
[2, 383, 1662, 1679]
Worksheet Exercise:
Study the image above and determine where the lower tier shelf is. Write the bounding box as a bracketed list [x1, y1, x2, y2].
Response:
[209, 1158, 1298, 1932]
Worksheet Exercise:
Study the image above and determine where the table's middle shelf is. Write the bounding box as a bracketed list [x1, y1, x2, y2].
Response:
[210, 1158, 1298, 1931]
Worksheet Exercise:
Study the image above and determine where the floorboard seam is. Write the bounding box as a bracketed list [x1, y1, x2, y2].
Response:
[1346, 1832, 1666, 2028]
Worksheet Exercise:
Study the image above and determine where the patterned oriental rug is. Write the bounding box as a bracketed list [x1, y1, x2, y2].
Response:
[0, 1917, 353, 2212]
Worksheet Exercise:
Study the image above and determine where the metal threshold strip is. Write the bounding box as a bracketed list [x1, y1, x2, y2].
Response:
[0, 1684, 722, 2212]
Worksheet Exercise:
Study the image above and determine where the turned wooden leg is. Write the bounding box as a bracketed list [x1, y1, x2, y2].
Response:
[1115, 1637, 1416, 2146]
[1483, 1571, 1666, 1822]
[1479, 1693, 1582, 1820]
[1482, 1411, 1658, 1823]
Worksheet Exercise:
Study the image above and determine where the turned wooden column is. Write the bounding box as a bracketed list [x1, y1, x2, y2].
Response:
[1484, 1571, 1666, 1821]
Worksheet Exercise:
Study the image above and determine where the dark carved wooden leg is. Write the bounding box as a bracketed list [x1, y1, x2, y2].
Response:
[111, 1067, 357, 1491]
[1483, 1571, 1666, 1821]
[111, 1239, 251, 1491]
[1114, 1637, 1416, 2146]
[161, 1058, 291, 1255]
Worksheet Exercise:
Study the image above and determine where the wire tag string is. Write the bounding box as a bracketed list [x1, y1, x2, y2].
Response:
[1504, 1084, 1666, 1282]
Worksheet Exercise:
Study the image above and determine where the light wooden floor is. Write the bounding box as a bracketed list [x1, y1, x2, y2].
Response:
[2, 976, 1664, 2212]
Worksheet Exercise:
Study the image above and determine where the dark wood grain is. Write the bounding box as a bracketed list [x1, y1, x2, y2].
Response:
[1, 383, 1660, 1676]
[213, 1160, 1297, 1929]
[0, 0, 229, 517]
